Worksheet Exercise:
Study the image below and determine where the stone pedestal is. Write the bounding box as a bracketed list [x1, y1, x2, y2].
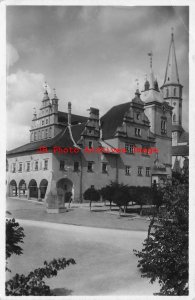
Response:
[45, 180, 66, 213]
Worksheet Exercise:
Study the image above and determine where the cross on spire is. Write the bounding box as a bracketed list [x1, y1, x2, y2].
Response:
[135, 78, 139, 89]
[148, 51, 153, 68]
[44, 81, 48, 92]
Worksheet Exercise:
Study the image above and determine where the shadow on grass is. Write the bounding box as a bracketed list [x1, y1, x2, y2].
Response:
[91, 209, 109, 212]
[51, 287, 73, 296]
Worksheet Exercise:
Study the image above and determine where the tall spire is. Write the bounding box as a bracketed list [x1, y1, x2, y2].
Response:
[148, 51, 155, 89]
[163, 29, 180, 85]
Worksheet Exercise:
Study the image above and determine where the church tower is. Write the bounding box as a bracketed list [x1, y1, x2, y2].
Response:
[160, 31, 183, 145]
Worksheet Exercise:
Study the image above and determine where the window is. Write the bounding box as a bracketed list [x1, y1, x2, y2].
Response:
[74, 161, 79, 172]
[6, 160, 8, 172]
[142, 145, 149, 155]
[136, 113, 140, 120]
[166, 88, 169, 97]
[161, 119, 167, 134]
[173, 114, 176, 122]
[12, 163, 16, 173]
[125, 143, 134, 154]
[88, 141, 93, 149]
[35, 161, 38, 171]
[87, 161, 94, 172]
[102, 163, 108, 173]
[18, 163, 22, 172]
[43, 159, 48, 170]
[38, 131, 41, 140]
[42, 130, 44, 139]
[146, 167, 150, 177]
[49, 127, 51, 138]
[174, 88, 176, 96]
[26, 162, 30, 172]
[135, 128, 141, 137]
[46, 119, 48, 124]
[45, 129, 48, 139]
[34, 132, 37, 141]
[125, 166, 131, 176]
[60, 160, 65, 171]
[138, 166, 142, 176]
[42, 120, 44, 126]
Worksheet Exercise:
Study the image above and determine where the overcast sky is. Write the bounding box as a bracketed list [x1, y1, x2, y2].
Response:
[6, 6, 189, 150]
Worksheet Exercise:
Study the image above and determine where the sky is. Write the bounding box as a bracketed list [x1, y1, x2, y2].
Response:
[6, 6, 189, 150]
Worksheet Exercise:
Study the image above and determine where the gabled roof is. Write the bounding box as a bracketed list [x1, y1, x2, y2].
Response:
[58, 111, 88, 125]
[172, 144, 189, 156]
[7, 123, 86, 156]
[100, 102, 130, 140]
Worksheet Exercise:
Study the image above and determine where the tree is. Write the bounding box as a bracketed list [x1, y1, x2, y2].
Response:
[99, 186, 113, 210]
[101, 182, 130, 215]
[6, 258, 76, 296]
[6, 218, 76, 295]
[132, 187, 151, 215]
[83, 187, 100, 210]
[6, 218, 25, 271]
[152, 183, 163, 213]
[134, 181, 188, 295]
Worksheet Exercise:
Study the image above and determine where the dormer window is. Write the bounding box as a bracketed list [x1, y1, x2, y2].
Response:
[88, 141, 93, 149]
[135, 128, 141, 137]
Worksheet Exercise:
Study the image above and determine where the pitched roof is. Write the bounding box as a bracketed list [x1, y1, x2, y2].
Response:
[172, 144, 189, 156]
[7, 123, 86, 156]
[178, 130, 189, 143]
[172, 124, 183, 132]
[100, 102, 130, 139]
[58, 111, 88, 124]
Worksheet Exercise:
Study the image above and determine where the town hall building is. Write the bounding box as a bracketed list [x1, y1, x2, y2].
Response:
[6, 32, 188, 205]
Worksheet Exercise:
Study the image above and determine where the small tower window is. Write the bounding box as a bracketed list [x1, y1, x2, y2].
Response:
[166, 88, 169, 98]
[45, 129, 48, 139]
[49, 127, 52, 138]
[161, 120, 167, 134]
[173, 114, 176, 122]
[174, 88, 176, 96]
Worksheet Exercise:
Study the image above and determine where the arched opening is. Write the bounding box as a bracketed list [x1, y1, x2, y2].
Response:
[39, 179, 48, 199]
[28, 179, 38, 199]
[56, 178, 73, 206]
[9, 180, 17, 197]
[19, 179, 27, 198]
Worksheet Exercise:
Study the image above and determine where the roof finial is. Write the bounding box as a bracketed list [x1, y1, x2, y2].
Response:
[135, 78, 139, 89]
[148, 51, 153, 68]
[44, 81, 48, 93]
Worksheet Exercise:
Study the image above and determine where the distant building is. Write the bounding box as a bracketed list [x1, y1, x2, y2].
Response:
[160, 32, 189, 173]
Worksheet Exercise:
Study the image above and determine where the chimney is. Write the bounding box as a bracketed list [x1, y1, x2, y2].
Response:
[68, 102, 71, 125]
